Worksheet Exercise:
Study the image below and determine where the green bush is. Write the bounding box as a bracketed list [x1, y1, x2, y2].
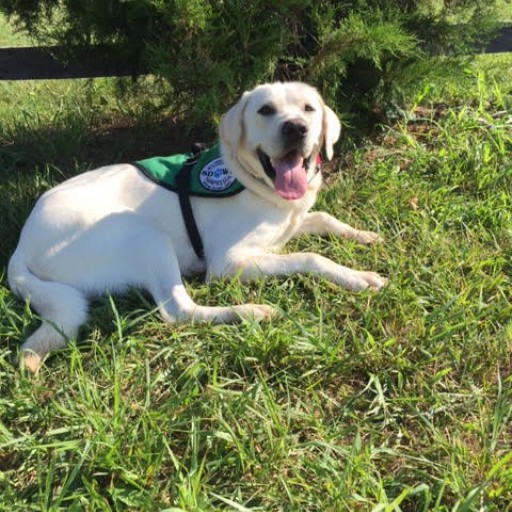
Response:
[0, 0, 501, 124]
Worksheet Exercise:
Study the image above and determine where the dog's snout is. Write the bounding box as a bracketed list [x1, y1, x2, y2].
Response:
[281, 119, 308, 142]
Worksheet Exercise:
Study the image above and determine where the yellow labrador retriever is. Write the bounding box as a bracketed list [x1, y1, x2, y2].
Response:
[8, 82, 386, 372]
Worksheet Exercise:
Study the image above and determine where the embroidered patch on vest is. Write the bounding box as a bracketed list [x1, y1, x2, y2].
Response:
[198, 157, 237, 192]
[134, 143, 244, 198]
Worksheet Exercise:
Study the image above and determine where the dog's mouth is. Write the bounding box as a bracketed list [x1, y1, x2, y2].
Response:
[257, 149, 312, 200]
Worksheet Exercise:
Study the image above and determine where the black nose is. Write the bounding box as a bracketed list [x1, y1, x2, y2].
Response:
[281, 119, 308, 142]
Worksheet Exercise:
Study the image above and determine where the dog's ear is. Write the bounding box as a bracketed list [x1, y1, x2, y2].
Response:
[219, 91, 250, 153]
[322, 105, 341, 161]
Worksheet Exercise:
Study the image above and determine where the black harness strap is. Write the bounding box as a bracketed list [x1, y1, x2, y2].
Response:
[175, 151, 205, 260]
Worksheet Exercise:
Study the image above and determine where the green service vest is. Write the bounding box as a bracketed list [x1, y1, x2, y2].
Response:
[134, 143, 245, 197]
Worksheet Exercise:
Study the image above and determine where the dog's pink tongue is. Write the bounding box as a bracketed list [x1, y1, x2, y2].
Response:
[272, 152, 307, 200]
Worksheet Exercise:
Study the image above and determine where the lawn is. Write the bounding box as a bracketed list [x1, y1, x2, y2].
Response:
[1, 12, 512, 512]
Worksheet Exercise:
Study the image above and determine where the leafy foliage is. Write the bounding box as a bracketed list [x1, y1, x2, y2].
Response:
[0, 0, 501, 123]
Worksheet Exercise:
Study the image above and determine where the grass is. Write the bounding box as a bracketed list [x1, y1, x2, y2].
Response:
[1, 13, 512, 512]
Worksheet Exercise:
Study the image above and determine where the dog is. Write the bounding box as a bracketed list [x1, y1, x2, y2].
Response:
[8, 81, 386, 372]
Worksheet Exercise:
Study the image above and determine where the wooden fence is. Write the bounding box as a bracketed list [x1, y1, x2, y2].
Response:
[0, 45, 145, 80]
[1, 26, 511, 81]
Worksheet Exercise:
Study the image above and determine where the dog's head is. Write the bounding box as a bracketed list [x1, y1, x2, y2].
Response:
[220, 82, 341, 201]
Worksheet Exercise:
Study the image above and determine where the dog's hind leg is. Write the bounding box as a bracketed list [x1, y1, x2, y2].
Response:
[8, 255, 88, 373]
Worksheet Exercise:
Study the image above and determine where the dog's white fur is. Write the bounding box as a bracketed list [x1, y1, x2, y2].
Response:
[8, 82, 385, 372]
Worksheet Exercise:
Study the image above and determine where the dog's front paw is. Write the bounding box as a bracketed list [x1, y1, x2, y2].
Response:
[344, 270, 387, 291]
[354, 230, 384, 245]
[234, 304, 276, 321]
[357, 271, 387, 291]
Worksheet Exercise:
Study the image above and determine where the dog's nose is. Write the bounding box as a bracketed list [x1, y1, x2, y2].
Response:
[281, 119, 308, 142]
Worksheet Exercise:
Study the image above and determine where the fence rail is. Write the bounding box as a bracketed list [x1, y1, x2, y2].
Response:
[1, 26, 511, 81]
[0, 45, 145, 80]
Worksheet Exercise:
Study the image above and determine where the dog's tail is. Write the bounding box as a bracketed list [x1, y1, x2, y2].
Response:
[8, 250, 88, 368]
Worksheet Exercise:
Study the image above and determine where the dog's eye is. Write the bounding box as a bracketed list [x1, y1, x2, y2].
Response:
[258, 104, 276, 116]
[304, 104, 315, 112]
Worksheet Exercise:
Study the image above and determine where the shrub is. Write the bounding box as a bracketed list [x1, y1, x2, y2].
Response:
[0, 0, 501, 125]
